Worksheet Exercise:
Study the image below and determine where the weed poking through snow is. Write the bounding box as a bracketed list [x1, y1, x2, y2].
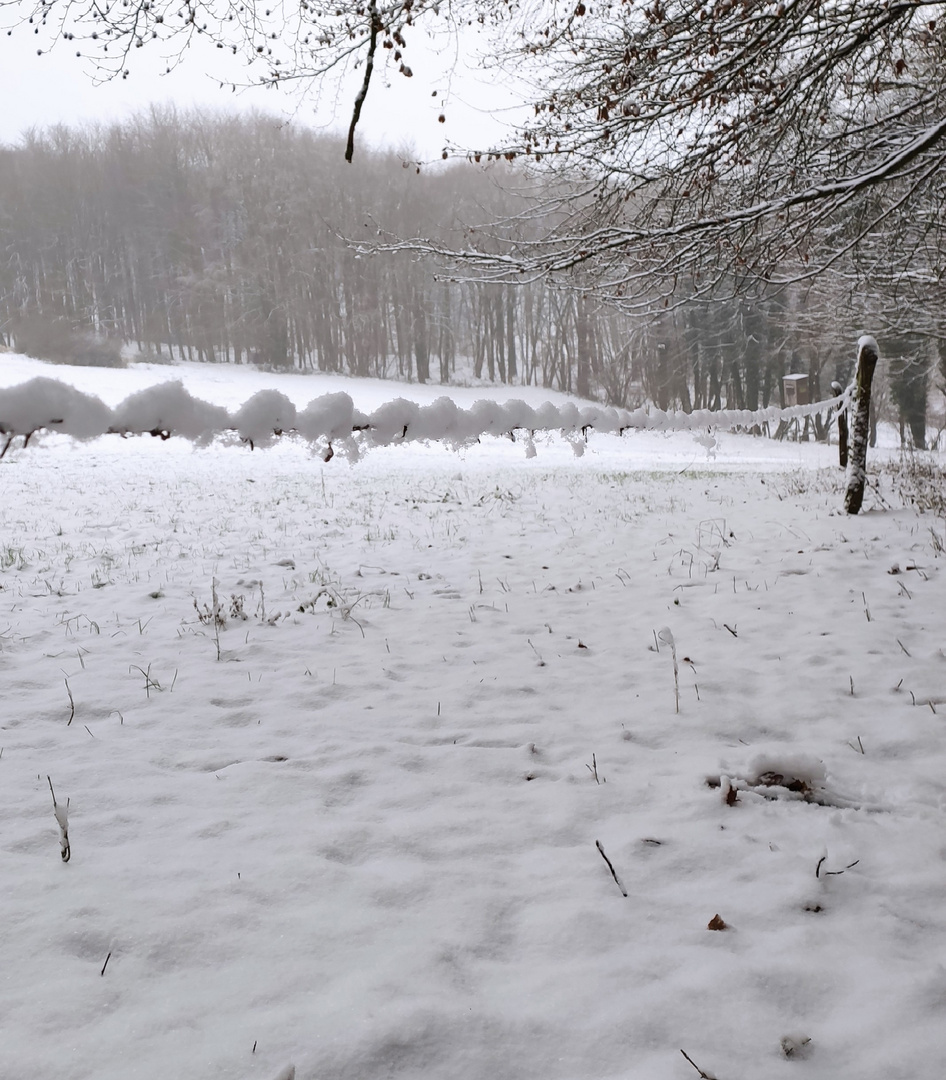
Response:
[47, 776, 70, 863]
[657, 626, 680, 713]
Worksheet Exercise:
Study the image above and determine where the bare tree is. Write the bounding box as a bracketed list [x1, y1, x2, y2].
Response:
[357, 3, 946, 314]
[511, 3, 946, 292]
[0, 110, 660, 401]
[9, 0, 946, 307]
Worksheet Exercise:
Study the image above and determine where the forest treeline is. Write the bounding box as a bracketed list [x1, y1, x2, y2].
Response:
[0, 109, 941, 442]
[0, 110, 633, 395]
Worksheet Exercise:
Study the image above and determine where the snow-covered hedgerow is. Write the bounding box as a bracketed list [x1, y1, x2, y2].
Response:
[0, 376, 845, 457]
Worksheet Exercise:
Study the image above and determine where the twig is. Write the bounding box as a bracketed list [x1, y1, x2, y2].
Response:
[825, 860, 859, 876]
[817, 855, 859, 878]
[586, 753, 600, 784]
[595, 840, 627, 897]
[64, 677, 75, 726]
[47, 775, 70, 863]
[680, 1049, 717, 1079]
[212, 578, 222, 661]
[101, 951, 111, 976]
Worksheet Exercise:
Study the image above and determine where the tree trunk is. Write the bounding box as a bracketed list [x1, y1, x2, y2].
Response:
[843, 336, 879, 515]
[575, 292, 591, 399]
[413, 298, 429, 384]
[505, 285, 517, 382]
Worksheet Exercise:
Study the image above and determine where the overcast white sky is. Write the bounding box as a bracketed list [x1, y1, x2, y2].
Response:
[0, 24, 523, 159]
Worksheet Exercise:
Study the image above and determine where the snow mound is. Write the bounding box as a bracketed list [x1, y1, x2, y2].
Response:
[1, 374, 845, 458]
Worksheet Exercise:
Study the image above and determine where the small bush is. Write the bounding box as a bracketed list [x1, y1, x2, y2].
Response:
[129, 347, 174, 366]
[13, 317, 125, 369]
[885, 455, 946, 517]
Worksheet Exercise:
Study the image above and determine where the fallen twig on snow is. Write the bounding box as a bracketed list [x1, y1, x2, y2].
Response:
[595, 840, 627, 897]
[680, 1048, 718, 1079]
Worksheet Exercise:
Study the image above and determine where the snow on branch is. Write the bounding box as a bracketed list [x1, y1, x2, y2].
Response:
[0, 377, 844, 459]
[378, 118, 946, 297]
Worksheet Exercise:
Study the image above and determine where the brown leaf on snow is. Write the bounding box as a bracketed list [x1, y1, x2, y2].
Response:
[707, 914, 728, 931]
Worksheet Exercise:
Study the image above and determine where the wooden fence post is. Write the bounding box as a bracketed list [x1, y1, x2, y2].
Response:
[843, 336, 879, 515]
[831, 380, 849, 468]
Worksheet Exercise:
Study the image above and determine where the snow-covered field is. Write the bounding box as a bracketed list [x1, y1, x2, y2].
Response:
[2, 355, 945, 1080]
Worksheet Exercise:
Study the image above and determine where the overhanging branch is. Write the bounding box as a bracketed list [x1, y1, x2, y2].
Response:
[345, 0, 381, 163]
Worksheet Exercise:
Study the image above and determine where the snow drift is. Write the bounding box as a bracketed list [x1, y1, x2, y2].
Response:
[0, 376, 845, 457]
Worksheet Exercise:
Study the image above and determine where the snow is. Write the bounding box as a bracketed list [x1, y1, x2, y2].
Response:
[1, 354, 844, 459]
[0, 376, 112, 440]
[858, 334, 880, 355]
[112, 381, 230, 443]
[2, 354, 945, 1080]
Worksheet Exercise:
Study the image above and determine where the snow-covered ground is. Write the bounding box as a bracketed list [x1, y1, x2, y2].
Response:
[2, 355, 945, 1080]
